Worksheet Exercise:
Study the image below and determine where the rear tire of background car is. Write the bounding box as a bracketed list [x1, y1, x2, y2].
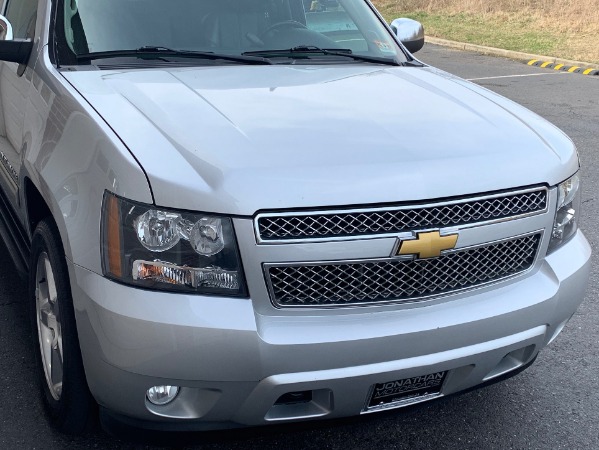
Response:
[29, 218, 97, 434]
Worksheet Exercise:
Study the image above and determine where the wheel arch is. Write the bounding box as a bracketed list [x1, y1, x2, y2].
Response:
[25, 177, 52, 236]
[23, 176, 74, 264]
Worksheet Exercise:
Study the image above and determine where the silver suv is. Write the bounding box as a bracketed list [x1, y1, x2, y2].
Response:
[0, 0, 590, 434]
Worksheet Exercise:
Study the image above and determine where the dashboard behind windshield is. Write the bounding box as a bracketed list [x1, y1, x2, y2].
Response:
[63, 0, 405, 63]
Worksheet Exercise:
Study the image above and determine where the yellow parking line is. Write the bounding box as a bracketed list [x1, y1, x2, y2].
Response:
[527, 60, 538, 66]
[554, 64, 564, 70]
[567, 66, 579, 72]
[540, 62, 552, 68]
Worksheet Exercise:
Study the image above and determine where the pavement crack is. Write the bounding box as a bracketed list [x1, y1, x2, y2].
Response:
[0, 301, 20, 307]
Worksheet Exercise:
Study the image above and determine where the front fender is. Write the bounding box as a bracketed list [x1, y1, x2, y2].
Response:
[21, 48, 153, 275]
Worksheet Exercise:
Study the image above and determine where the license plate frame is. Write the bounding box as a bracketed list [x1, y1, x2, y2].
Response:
[365, 370, 448, 411]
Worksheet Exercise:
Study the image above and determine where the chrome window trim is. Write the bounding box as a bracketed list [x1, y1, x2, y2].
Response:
[263, 230, 544, 309]
[254, 186, 549, 244]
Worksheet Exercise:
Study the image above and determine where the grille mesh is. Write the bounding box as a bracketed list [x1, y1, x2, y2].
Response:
[266, 234, 540, 307]
[257, 189, 547, 241]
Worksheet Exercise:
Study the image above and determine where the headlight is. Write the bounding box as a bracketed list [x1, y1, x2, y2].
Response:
[548, 173, 581, 253]
[101, 192, 247, 296]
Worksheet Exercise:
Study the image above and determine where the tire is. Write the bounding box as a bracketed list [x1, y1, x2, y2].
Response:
[29, 218, 96, 434]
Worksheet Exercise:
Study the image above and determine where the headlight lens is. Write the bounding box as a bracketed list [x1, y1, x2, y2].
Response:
[101, 192, 247, 296]
[134, 210, 182, 252]
[548, 173, 581, 253]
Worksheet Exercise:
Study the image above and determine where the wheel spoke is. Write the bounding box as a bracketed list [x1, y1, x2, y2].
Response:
[44, 258, 58, 304]
[39, 304, 52, 328]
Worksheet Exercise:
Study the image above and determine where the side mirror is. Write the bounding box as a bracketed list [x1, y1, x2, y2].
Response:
[0, 15, 33, 65]
[390, 18, 425, 54]
[0, 14, 14, 41]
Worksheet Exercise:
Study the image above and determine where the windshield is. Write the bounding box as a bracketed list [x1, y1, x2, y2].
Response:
[61, 0, 406, 64]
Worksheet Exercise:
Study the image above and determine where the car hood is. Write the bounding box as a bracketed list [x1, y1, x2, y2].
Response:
[63, 65, 578, 215]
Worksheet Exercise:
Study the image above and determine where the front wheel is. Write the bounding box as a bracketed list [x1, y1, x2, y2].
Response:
[29, 218, 96, 433]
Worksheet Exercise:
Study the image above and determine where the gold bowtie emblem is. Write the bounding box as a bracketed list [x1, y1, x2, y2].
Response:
[396, 231, 459, 259]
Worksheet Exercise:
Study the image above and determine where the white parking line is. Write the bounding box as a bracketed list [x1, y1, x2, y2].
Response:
[467, 72, 571, 81]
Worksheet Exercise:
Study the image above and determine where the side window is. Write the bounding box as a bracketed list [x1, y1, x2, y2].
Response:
[5, 0, 38, 39]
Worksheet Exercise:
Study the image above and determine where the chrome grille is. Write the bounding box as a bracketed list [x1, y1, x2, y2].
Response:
[266, 233, 541, 307]
[257, 188, 547, 241]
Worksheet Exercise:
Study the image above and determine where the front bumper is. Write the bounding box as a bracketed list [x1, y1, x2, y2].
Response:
[69, 230, 591, 431]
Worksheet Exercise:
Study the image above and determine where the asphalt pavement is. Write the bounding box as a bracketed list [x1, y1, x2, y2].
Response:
[1, 44, 598, 449]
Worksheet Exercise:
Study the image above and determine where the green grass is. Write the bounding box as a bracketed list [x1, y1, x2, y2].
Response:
[377, 9, 568, 58]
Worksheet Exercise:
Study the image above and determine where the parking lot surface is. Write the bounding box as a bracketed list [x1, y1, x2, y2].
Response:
[1, 44, 598, 449]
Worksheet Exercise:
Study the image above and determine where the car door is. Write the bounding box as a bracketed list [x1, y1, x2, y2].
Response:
[0, 0, 37, 204]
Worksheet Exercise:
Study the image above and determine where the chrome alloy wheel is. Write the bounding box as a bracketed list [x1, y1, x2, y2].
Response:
[35, 251, 64, 401]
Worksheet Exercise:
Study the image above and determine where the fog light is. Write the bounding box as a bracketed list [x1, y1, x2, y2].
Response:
[147, 385, 179, 406]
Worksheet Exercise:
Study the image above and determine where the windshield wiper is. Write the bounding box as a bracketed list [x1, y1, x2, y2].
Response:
[243, 46, 401, 66]
[76, 46, 273, 65]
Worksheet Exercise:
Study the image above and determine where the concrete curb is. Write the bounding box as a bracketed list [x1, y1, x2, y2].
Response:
[426, 37, 599, 76]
